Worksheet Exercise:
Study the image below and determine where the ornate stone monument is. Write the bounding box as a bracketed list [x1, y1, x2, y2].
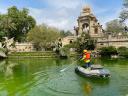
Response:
[76, 5, 103, 38]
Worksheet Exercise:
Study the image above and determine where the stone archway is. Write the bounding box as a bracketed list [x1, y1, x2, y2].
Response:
[94, 27, 98, 34]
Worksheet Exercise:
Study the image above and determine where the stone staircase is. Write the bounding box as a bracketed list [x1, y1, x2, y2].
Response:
[8, 51, 58, 58]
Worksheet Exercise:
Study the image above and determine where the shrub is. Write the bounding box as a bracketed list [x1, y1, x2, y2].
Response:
[117, 47, 128, 58]
[99, 46, 118, 57]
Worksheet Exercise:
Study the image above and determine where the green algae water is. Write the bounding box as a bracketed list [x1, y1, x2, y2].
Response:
[0, 58, 128, 96]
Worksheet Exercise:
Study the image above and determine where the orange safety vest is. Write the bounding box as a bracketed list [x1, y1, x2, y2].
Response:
[86, 52, 91, 59]
[84, 52, 90, 63]
[83, 52, 91, 59]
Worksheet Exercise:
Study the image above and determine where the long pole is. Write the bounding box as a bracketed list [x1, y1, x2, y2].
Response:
[60, 58, 81, 72]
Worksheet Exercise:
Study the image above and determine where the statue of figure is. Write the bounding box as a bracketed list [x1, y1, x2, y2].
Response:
[74, 26, 79, 36]
[3, 37, 14, 50]
[82, 23, 89, 34]
[83, 26, 89, 33]
[58, 38, 62, 48]
[54, 38, 63, 54]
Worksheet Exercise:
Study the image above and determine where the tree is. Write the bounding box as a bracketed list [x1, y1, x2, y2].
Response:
[27, 25, 60, 50]
[60, 30, 73, 38]
[0, 6, 36, 42]
[120, 10, 128, 22]
[99, 46, 118, 57]
[72, 33, 96, 53]
[106, 19, 125, 35]
[117, 46, 128, 58]
[120, 0, 128, 22]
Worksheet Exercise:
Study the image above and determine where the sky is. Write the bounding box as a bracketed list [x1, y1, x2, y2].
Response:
[0, 0, 123, 31]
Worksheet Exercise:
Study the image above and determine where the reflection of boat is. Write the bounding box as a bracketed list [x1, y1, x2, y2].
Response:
[75, 65, 110, 78]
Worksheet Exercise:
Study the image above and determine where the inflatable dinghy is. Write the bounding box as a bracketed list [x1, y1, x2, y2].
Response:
[75, 65, 110, 78]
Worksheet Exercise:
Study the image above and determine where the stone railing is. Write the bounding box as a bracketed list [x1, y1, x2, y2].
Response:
[97, 37, 128, 42]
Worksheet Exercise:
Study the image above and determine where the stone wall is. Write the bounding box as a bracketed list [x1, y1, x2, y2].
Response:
[10, 42, 34, 52]
[97, 36, 128, 48]
[62, 36, 77, 46]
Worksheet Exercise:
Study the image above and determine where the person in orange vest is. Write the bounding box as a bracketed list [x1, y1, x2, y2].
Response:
[81, 49, 91, 68]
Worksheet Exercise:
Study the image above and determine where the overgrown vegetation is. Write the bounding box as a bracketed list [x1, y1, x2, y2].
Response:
[75, 33, 96, 53]
[0, 6, 36, 42]
[106, 19, 126, 35]
[119, 0, 128, 22]
[105, 0, 128, 36]
[99, 46, 118, 57]
[60, 30, 73, 38]
[99, 46, 128, 58]
[62, 33, 97, 54]
[117, 47, 128, 58]
[27, 24, 60, 51]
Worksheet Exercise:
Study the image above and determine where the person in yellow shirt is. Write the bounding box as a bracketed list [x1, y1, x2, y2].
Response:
[81, 50, 91, 68]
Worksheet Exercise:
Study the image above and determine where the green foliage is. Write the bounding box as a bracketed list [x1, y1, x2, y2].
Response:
[0, 47, 8, 56]
[99, 46, 128, 58]
[0, 48, 6, 52]
[0, 6, 36, 42]
[63, 33, 96, 53]
[117, 47, 128, 58]
[120, 0, 128, 22]
[117, 46, 127, 52]
[106, 19, 125, 34]
[99, 46, 118, 57]
[27, 25, 60, 51]
[120, 10, 128, 22]
[76, 33, 97, 53]
[0, 31, 5, 41]
[59, 47, 68, 56]
[60, 30, 73, 38]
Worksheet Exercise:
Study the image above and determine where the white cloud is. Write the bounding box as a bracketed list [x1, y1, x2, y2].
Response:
[29, 7, 77, 30]
[31, 0, 122, 30]
[0, 0, 122, 31]
[29, 0, 85, 31]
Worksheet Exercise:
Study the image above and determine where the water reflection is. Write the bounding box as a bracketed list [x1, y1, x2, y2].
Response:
[0, 60, 18, 79]
[83, 82, 92, 96]
[0, 58, 127, 96]
[0, 61, 6, 73]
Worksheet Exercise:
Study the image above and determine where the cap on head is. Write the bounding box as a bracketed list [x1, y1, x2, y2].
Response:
[83, 49, 87, 53]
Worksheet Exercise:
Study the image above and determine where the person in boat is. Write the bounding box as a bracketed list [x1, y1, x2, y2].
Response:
[81, 49, 91, 68]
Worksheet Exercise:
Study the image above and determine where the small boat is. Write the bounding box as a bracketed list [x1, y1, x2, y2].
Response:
[75, 65, 110, 78]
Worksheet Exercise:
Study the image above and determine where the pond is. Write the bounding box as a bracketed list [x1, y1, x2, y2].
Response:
[0, 58, 128, 96]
